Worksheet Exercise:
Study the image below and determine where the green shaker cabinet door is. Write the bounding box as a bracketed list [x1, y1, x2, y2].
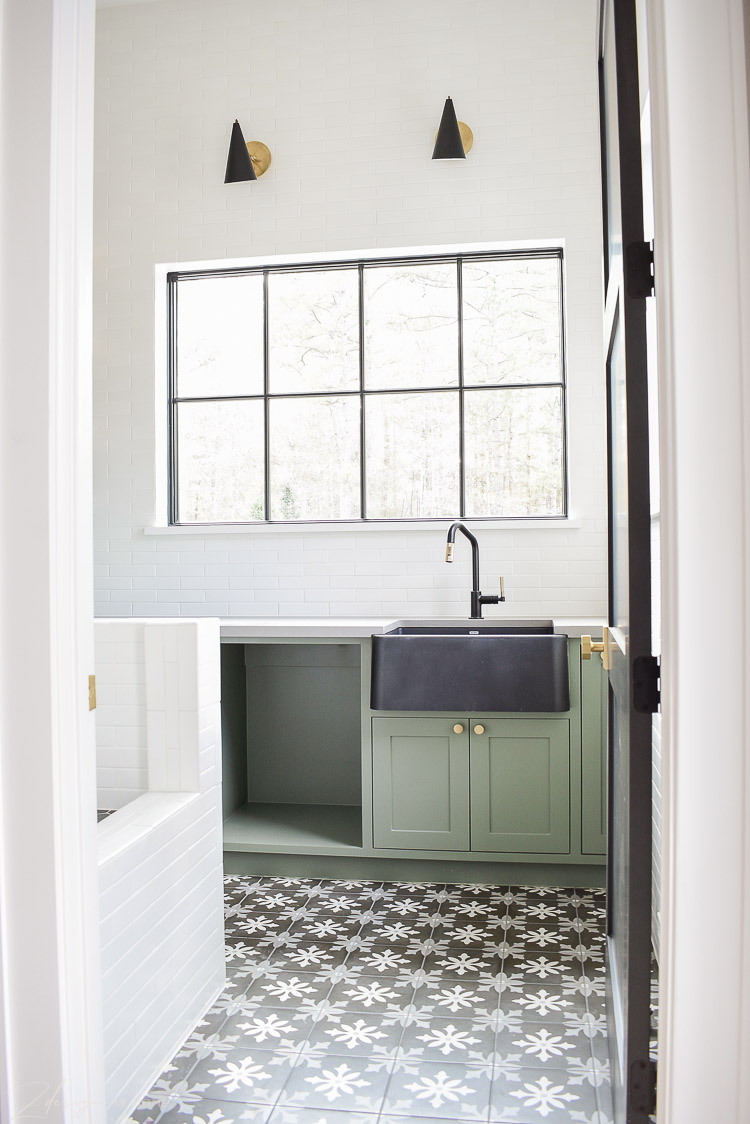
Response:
[372, 718, 470, 850]
[470, 719, 570, 853]
[581, 649, 608, 854]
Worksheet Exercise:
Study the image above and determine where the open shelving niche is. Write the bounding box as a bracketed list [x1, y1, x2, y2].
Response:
[221, 639, 368, 856]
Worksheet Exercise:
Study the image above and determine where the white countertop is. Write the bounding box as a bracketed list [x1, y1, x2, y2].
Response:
[219, 617, 607, 639]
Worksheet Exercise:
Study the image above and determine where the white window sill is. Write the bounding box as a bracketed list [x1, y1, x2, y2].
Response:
[143, 518, 582, 536]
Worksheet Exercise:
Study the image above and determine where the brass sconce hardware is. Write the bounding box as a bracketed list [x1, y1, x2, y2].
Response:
[246, 140, 272, 177]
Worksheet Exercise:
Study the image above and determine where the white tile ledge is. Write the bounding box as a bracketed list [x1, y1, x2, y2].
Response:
[97, 791, 200, 867]
[143, 519, 582, 536]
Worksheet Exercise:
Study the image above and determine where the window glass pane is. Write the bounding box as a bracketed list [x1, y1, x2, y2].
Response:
[176, 275, 264, 398]
[268, 269, 359, 394]
[176, 400, 265, 522]
[269, 396, 360, 520]
[462, 257, 562, 385]
[366, 392, 459, 518]
[364, 263, 458, 389]
[464, 387, 564, 516]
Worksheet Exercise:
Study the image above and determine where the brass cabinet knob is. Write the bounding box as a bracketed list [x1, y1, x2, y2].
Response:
[474, 724, 485, 735]
[453, 723, 464, 734]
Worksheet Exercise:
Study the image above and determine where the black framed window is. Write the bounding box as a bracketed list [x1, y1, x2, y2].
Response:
[167, 249, 567, 525]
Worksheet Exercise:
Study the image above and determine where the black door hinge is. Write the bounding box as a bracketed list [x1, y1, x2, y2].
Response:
[630, 1058, 657, 1115]
[633, 655, 660, 713]
[626, 240, 655, 298]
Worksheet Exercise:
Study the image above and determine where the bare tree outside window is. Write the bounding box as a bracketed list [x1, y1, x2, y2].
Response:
[169, 251, 566, 524]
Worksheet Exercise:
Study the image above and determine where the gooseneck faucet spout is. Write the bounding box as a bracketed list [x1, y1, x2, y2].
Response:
[445, 520, 506, 619]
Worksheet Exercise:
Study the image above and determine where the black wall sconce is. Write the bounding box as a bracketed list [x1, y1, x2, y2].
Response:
[432, 97, 474, 160]
[224, 119, 272, 183]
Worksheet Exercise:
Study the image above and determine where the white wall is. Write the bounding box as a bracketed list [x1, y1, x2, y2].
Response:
[93, 0, 607, 620]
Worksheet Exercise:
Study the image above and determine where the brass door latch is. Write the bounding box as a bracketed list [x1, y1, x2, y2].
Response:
[581, 628, 610, 670]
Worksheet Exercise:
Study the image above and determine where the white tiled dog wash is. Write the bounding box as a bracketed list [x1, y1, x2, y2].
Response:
[96, 619, 226, 1123]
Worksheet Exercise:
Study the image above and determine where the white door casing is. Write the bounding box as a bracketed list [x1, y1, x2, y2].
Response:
[0, 1, 104, 1120]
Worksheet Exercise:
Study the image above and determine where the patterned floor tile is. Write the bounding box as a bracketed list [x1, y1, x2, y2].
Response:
[501, 985, 582, 1024]
[327, 973, 415, 1012]
[426, 949, 500, 981]
[304, 1013, 404, 1057]
[136, 1076, 236, 1119]
[380, 1116, 471, 1124]
[494, 1021, 578, 1070]
[398, 1015, 495, 1063]
[224, 1006, 313, 1049]
[345, 944, 425, 974]
[124, 1105, 157, 1124]
[355, 919, 429, 945]
[489, 1065, 600, 1122]
[242, 971, 333, 1008]
[384, 1059, 492, 1120]
[268, 942, 349, 973]
[129, 880, 611, 1124]
[594, 1073, 615, 1123]
[267, 1107, 378, 1124]
[226, 938, 281, 968]
[276, 1052, 391, 1113]
[155, 1099, 273, 1123]
[187, 1046, 293, 1105]
[286, 914, 362, 940]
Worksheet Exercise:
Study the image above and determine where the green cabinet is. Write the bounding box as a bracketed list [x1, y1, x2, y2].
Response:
[372, 716, 570, 855]
[470, 719, 570, 853]
[371, 718, 469, 850]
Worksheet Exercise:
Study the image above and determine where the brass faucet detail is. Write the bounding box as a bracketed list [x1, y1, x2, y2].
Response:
[445, 520, 505, 619]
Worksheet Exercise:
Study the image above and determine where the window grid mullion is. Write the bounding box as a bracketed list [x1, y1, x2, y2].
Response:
[168, 276, 179, 524]
[359, 263, 366, 519]
[172, 380, 564, 406]
[457, 258, 465, 519]
[263, 270, 271, 521]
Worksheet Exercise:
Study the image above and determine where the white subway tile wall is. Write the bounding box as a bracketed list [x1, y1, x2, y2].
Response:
[95, 621, 148, 807]
[99, 790, 225, 1123]
[94, 0, 607, 619]
[97, 618, 225, 1122]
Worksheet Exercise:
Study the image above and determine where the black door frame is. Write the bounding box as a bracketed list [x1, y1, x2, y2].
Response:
[598, 0, 656, 1119]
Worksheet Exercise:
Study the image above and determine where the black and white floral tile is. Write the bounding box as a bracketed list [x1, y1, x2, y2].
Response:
[127, 877, 614, 1124]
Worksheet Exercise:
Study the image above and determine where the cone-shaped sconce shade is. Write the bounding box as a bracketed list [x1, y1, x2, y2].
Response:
[432, 97, 466, 159]
[225, 120, 256, 183]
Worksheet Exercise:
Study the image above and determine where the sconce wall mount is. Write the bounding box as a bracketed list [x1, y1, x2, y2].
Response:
[224, 119, 272, 183]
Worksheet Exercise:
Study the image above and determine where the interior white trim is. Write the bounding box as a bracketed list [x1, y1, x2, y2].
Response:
[142, 519, 584, 536]
[0, 0, 104, 1119]
[647, 0, 750, 1120]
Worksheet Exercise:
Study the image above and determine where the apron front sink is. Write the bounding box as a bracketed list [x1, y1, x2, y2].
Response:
[370, 622, 569, 712]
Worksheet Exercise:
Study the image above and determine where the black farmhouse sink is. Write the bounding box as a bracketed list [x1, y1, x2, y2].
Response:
[370, 620, 569, 712]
